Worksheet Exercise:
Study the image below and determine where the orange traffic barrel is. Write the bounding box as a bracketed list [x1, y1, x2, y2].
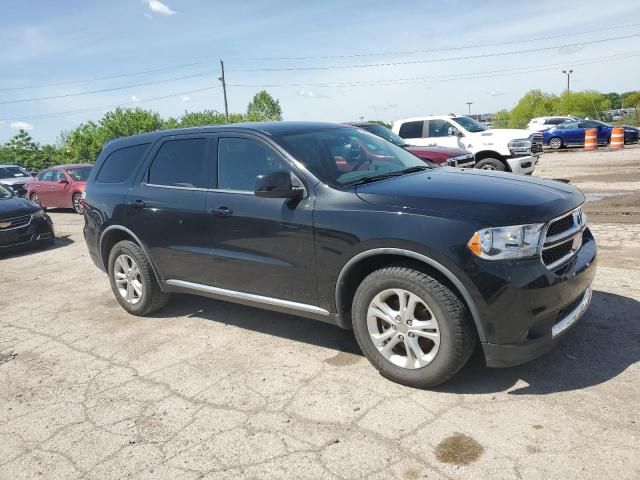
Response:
[584, 128, 597, 150]
[610, 126, 624, 149]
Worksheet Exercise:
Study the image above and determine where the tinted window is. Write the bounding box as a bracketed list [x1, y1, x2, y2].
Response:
[0, 166, 28, 178]
[583, 120, 608, 128]
[148, 138, 209, 188]
[427, 119, 453, 137]
[218, 138, 288, 191]
[546, 118, 568, 125]
[66, 167, 92, 181]
[97, 144, 150, 183]
[38, 170, 54, 181]
[359, 124, 405, 146]
[398, 121, 424, 139]
[559, 121, 579, 129]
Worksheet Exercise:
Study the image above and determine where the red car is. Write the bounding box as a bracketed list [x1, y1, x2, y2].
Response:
[346, 122, 475, 167]
[26, 164, 92, 214]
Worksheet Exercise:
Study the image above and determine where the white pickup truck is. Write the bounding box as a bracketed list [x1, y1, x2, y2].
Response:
[392, 115, 542, 175]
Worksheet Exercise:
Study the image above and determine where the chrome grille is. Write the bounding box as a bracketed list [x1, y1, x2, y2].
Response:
[541, 207, 586, 270]
[0, 214, 31, 230]
[530, 133, 543, 154]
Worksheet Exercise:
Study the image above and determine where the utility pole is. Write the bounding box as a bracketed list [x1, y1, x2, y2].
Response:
[466, 102, 473, 115]
[219, 59, 229, 122]
[562, 69, 573, 93]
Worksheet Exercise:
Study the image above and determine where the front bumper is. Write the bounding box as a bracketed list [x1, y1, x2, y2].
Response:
[0, 214, 54, 250]
[470, 227, 597, 368]
[506, 155, 538, 175]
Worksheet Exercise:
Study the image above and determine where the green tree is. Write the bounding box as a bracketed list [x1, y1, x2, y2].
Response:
[2, 130, 41, 170]
[508, 90, 558, 128]
[603, 92, 621, 110]
[556, 90, 611, 120]
[246, 90, 282, 121]
[177, 110, 227, 127]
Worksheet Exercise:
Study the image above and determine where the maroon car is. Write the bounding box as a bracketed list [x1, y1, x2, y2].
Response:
[346, 122, 475, 167]
[26, 164, 92, 214]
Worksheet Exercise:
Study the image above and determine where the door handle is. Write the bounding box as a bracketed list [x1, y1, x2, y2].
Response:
[212, 206, 233, 217]
[132, 200, 146, 209]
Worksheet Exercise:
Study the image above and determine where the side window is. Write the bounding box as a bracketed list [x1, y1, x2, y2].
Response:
[218, 137, 288, 192]
[52, 171, 66, 182]
[37, 170, 52, 181]
[582, 120, 600, 128]
[427, 119, 454, 137]
[96, 143, 150, 183]
[148, 138, 209, 188]
[398, 121, 424, 139]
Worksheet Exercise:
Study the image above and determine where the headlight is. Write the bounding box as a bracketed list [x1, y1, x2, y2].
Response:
[467, 223, 544, 260]
[31, 209, 46, 220]
[508, 139, 532, 155]
[452, 154, 473, 162]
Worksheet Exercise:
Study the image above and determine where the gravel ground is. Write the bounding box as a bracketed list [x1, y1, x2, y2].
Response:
[1, 147, 639, 479]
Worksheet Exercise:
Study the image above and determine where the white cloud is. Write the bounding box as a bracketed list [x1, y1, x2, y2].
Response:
[131, 95, 142, 103]
[296, 90, 330, 100]
[144, 13, 153, 20]
[10, 121, 33, 131]
[148, 0, 176, 16]
[181, 96, 191, 102]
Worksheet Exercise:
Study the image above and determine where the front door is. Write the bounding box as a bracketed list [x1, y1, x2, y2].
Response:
[33, 170, 55, 206]
[425, 119, 463, 149]
[125, 134, 215, 284]
[205, 134, 318, 305]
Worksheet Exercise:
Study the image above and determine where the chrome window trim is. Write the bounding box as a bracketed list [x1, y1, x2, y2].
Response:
[166, 279, 329, 316]
[143, 183, 208, 192]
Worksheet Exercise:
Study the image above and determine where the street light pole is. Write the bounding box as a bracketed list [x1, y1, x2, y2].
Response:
[562, 69, 573, 93]
[466, 102, 473, 115]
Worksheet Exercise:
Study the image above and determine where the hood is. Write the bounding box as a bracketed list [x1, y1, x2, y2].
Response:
[476, 128, 532, 140]
[355, 169, 584, 226]
[0, 176, 35, 185]
[0, 196, 40, 218]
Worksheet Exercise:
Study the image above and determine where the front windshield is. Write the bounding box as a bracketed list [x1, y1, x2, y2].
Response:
[66, 166, 92, 181]
[0, 184, 12, 198]
[359, 124, 406, 146]
[276, 126, 429, 187]
[0, 166, 29, 179]
[452, 116, 489, 133]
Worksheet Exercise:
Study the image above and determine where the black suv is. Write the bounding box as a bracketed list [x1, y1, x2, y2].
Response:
[83, 122, 596, 387]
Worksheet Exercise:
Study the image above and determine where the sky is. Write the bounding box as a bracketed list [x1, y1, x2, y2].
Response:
[1, 0, 640, 144]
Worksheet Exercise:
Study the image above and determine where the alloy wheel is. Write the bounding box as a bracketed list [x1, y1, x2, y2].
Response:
[480, 164, 497, 170]
[549, 138, 562, 149]
[72, 194, 83, 214]
[113, 254, 143, 304]
[367, 288, 441, 369]
[31, 193, 40, 206]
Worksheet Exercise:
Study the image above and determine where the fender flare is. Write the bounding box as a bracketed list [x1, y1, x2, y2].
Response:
[335, 247, 486, 341]
[99, 225, 163, 285]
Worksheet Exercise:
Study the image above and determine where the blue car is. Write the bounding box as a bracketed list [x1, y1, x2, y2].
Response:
[543, 119, 639, 149]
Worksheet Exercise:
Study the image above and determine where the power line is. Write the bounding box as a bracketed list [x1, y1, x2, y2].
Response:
[233, 22, 640, 61]
[0, 86, 220, 122]
[0, 72, 214, 105]
[0, 62, 204, 93]
[229, 34, 640, 72]
[228, 50, 640, 88]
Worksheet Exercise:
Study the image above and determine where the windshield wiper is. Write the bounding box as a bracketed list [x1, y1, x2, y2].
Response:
[345, 166, 430, 186]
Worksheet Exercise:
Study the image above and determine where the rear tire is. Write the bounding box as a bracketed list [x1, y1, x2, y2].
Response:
[108, 240, 169, 316]
[548, 137, 563, 149]
[72, 193, 83, 214]
[351, 266, 476, 388]
[475, 158, 506, 171]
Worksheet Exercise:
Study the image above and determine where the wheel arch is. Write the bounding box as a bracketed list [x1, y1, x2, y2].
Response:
[335, 248, 486, 341]
[474, 150, 507, 168]
[99, 225, 163, 286]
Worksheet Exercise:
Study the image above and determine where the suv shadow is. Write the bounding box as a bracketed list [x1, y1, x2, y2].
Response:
[155, 289, 638, 394]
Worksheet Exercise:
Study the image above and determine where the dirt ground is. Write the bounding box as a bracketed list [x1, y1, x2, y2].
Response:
[1, 147, 639, 479]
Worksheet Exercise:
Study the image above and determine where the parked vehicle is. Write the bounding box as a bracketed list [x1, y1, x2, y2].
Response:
[83, 122, 596, 387]
[0, 164, 36, 197]
[392, 115, 542, 174]
[0, 183, 54, 251]
[26, 164, 92, 214]
[527, 116, 577, 131]
[344, 122, 475, 168]
[543, 119, 640, 149]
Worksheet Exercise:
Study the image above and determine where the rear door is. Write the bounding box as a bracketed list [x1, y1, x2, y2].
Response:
[49, 170, 71, 208]
[397, 120, 426, 146]
[125, 134, 215, 284]
[33, 170, 55, 205]
[204, 134, 318, 304]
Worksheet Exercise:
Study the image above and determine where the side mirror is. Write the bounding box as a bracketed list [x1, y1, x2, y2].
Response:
[58, 178, 69, 184]
[255, 171, 302, 199]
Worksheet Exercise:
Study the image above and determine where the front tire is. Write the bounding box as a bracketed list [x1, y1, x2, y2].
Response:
[475, 158, 506, 171]
[30, 193, 45, 210]
[351, 266, 476, 388]
[108, 240, 169, 316]
[548, 137, 563, 149]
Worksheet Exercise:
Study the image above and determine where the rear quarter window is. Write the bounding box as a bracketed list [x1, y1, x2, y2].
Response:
[96, 143, 150, 183]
